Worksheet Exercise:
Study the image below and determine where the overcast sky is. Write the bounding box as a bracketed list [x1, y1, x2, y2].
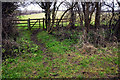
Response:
[17, 0, 120, 11]
[17, 1, 67, 11]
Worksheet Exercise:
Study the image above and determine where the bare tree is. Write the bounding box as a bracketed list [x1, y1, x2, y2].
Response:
[114, 0, 120, 41]
[95, 2, 101, 29]
[82, 2, 95, 32]
[36, 1, 65, 33]
[70, 2, 76, 29]
[57, 2, 78, 28]
[76, 2, 84, 27]
[36, 2, 52, 31]
[63, 1, 77, 29]
[48, 1, 64, 33]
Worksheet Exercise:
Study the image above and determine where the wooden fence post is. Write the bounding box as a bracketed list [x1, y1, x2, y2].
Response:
[57, 18, 59, 30]
[28, 18, 31, 30]
[0, 2, 2, 75]
[39, 19, 40, 29]
[66, 19, 67, 26]
[43, 18, 44, 30]
[57, 18, 59, 26]
[62, 19, 63, 27]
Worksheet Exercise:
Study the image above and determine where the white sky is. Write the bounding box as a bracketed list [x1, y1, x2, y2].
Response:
[18, 4, 42, 11]
[17, 2, 67, 11]
[17, 0, 120, 11]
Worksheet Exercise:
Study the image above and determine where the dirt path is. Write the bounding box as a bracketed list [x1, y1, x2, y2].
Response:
[31, 29, 48, 53]
[30, 29, 55, 67]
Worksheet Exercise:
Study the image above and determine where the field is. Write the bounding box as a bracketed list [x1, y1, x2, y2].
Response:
[2, 11, 119, 78]
[19, 11, 64, 19]
[17, 11, 72, 30]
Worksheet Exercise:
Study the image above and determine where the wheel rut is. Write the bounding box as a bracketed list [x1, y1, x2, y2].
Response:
[30, 29, 48, 53]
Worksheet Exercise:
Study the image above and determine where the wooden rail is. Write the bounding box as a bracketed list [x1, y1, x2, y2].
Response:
[13, 18, 72, 30]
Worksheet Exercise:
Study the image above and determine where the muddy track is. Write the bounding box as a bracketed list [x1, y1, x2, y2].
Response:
[30, 29, 48, 53]
[31, 29, 55, 61]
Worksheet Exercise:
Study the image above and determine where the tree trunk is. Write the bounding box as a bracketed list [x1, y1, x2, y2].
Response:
[95, 2, 101, 29]
[45, 9, 48, 30]
[70, 2, 75, 29]
[84, 3, 90, 32]
[48, 2, 57, 33]
[47, 7, 51, 32]
[113, 0, 120, 41]
[77, 3, 84, 27]
[114, 11, 120, 41]
[57, 2, 77, 27]
[82, 2, 95, 32]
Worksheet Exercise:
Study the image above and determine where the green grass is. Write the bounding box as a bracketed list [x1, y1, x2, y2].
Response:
[37, 31, 75, 54]
[2, 30, 119, 78]
[2, 31, 43, 78]
[2, 12, 119, 78]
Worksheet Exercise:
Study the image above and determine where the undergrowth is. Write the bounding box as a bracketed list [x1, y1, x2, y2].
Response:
[2, 30, 119, 78]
